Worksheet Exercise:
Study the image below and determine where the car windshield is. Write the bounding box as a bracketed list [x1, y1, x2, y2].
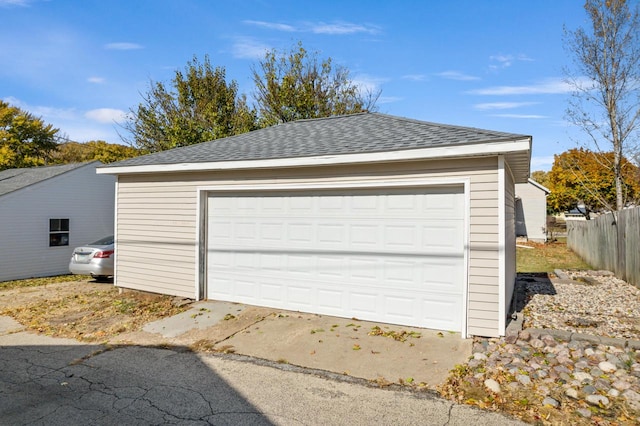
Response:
[90, 235, 114, 246]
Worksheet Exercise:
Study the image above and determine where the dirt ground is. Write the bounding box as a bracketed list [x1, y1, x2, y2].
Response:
[0, 278, 187, 341]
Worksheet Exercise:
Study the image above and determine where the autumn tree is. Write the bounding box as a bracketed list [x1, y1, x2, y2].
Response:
[546, 148, 640, 213]
[564, 0, 640, 211]
[530, 170, 550, 189]
[0, 100, 59, 170]
[122, 55, 258, 153]
[252, 42, 380, 126]
[50, 140, 140, 164]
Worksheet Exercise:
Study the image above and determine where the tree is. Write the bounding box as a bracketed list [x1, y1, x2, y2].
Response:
[564, 0, 640, 211]
[252, 42, 380, 126]
[122, 56, 258, 153]
[0, 100, 59, 170]
[546, 148, 640, 213]
[530, 170, 550, 189]
[50, 140, 140, 164]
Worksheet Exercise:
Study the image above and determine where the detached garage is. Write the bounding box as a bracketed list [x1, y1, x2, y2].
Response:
[98, 113, 531, 338]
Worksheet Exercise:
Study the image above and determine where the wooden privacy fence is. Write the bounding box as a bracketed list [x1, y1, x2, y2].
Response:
[567, 207, 640, 288]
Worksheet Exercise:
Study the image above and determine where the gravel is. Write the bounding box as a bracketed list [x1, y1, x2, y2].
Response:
[522, 270, 640, 340]
[458, 270, 640, 423]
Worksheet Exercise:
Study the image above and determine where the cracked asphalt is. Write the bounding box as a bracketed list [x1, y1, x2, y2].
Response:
[0, 318, 524, 425]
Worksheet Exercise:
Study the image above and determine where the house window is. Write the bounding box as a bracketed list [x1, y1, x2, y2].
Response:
[49, 219, 69, 247]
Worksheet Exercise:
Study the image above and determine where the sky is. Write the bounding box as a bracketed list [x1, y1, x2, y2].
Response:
[0, 0, 599, 171]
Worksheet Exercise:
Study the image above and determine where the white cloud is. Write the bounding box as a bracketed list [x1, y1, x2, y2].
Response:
[231, 37, 270, 59]
[474, 101, 539, 110]
[87, 76, 105, 84]
[402, 74, 428, 81]
[85, 108, 126, 124]
[59, 124, 121, 143]
[3, 96, 78, 120]
[0, 0, 31, 6]
[468, 78, 573, 95]
[436, 71, 480, 81]
[489, 53, 534, 69]
[310, 22, 380, 35]
[351, 74, 386, 96]
[243, 20, 296, 32]
[242, 19, 379, 35]
[105, 42, 143, 50]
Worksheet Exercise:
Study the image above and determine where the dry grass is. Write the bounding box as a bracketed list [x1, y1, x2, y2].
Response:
[0, 274, 91, 290]
[0, 278, 187, 342]
[517, 240, 592, 273]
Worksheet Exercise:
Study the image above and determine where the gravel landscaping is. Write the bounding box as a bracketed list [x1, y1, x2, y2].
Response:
[523, 270, 640, 340]
[440, 270, 640, 425]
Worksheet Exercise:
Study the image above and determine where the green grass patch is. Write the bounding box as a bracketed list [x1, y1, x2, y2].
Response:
[517, 241, 591, 273]
[0, 275, 90, 290]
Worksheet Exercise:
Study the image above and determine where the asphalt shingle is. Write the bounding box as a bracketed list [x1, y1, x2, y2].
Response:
[101, 113, 529, 168]
[0, 163, 93, 197]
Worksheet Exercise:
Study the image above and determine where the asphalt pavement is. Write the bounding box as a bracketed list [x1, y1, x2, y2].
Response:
[0, 307, 525, 425]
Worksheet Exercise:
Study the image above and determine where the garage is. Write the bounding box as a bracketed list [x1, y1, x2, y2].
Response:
[207, 185, 466, 331]
[99, 112, 533, 337]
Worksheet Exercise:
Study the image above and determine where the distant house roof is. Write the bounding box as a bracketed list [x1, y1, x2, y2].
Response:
[526, 178, 550, 194]
[0, 162, 97, 197]
[98, 113, 532, 180]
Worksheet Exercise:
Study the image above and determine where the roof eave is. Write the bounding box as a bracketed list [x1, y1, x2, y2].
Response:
[97, 137, 532, 178]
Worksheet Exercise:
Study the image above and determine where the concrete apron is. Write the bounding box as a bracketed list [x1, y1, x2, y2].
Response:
[118, 300, 473, 389]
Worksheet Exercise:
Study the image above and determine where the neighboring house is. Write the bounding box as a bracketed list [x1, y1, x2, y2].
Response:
[0, 162, 116, 282]
[98, 113, 532, 338]
[564, 209, 591, 221]
[515, 178, 550, 242]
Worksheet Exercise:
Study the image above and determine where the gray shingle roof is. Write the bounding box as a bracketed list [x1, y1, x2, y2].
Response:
[0, 162, 95, 197]
[100, 113, 529, 168]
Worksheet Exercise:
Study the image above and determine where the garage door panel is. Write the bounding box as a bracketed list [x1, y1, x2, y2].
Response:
[318, 289, 344, 310]
[422, 298, 461, 330]
[207, 187, 465, 331]
[385, 295, 417, 321]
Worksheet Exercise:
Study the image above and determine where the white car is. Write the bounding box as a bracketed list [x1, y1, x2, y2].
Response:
[69, 235, 114, 282]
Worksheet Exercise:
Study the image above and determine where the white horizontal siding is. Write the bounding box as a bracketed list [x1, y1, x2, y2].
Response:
[114, 157, 502, 336]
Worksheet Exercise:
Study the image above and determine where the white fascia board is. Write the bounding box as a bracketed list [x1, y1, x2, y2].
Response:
[96, 138, 531, 175]
[527, 178, 551, 194]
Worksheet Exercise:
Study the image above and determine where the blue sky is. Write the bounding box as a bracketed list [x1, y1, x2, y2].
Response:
[1, 0, 595, 170]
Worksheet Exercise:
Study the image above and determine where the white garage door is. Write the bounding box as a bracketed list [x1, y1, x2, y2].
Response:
[207, 186, 465, 331]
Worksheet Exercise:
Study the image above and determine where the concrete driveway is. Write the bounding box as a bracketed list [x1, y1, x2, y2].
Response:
[111, 300, 472, 389]
[0, 315, 523, 425]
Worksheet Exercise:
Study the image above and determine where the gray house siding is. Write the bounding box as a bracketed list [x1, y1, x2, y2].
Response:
[0, 163, 115, 282]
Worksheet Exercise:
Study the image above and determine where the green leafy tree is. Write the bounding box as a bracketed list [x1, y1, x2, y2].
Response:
[252, 42, 380, 126]
[122, 55, 258, 152]
[547, 148, 640, 213]
[0, 100, 59, 170]
[50, 140, 140, 164]
[564, 0, 640, 211]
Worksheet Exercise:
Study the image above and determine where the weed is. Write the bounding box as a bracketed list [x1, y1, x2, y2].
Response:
[112, 299, 136, 314]
[368, 325, 421, 342]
